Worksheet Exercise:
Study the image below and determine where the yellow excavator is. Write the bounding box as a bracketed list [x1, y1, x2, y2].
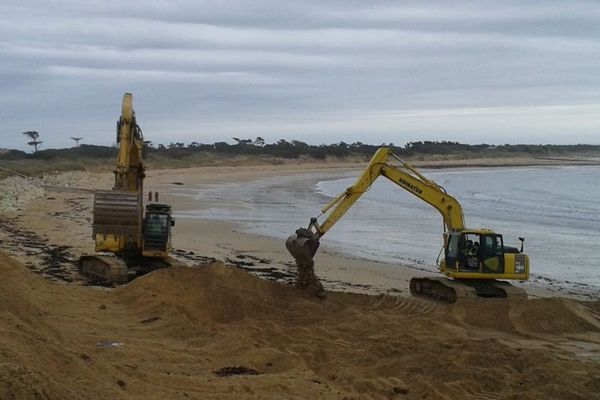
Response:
[79, 93, 181, 284]
[286, 147, 529, 302]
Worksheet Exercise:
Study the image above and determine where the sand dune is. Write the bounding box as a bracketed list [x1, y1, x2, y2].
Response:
[1, 252, 599, 399]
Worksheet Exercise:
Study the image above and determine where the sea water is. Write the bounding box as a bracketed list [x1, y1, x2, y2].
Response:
[173, 166, 600, 289]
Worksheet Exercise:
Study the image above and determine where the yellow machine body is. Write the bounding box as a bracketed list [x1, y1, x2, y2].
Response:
[286, 147, 530, 302]
[80, 94, 175, 285]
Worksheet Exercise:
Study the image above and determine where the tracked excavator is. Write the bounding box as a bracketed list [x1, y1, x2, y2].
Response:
[286, 147, 529, 303]
[79, 93, 181, 285]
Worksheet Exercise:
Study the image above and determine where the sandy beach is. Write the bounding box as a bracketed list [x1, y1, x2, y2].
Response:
[1, 162, 584, 298]
[135, 162, 600, 298]
[0, 161, 599, 399]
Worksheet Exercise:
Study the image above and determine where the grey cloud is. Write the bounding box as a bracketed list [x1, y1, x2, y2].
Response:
[1, 0, 600, 149]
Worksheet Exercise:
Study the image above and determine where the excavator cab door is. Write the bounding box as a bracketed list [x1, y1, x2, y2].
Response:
[480, 234, 505, 273]
[443, 232, 462, 271]
[142, 211, 171, 255]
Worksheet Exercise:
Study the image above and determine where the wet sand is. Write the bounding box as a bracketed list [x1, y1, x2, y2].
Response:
[1, 252, 600, 399]
[0, 163, 594, 299]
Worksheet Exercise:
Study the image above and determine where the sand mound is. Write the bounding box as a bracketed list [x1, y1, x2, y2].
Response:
[119, 262, 600, 335]
[0, 252, 126, 399]
[0, 260, 71, 400]
[511, 297, 600, 335]
[116, 261, 310, 323]
[112, 263, 600, 398]
[1, 253, 600, 399]
[116, 262, 450, 333]
[114, 261, 335, 341]
[454, 297, 600, 336]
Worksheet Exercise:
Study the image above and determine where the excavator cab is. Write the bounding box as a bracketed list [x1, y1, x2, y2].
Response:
[441, 230, 528, 281]
[142, 204, 174, 257]
[444, 231, 506, 274]
[411, 230, 529, 301]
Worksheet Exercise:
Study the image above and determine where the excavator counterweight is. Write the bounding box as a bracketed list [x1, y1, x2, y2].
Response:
[92, 190, 143, 252]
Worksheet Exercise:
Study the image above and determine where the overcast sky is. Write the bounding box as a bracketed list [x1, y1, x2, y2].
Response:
[2, 1, 600, 150]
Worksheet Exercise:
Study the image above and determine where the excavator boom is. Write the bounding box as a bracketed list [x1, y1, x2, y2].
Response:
[295, 147, 464, 237]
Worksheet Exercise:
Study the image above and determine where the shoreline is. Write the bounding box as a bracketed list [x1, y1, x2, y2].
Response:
[0, 161, 597, 300]
[144, 154, 600, 175]
[151, 164, 597, 300]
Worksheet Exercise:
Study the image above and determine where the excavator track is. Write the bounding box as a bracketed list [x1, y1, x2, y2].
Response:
[162, 257, 187, 268]
[79, 255, 187, 286]
[410, 277, 527, 304]
[410, 277, 477, 303]
[79, 255, 130, 285]
[487, 280, 528, 299]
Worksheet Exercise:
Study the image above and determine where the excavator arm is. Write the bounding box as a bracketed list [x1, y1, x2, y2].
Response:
[114, 93, 145, 192]
[380, 161, 465, 232]
[286, 147, 465, 264]
[93, 93, 145, 254]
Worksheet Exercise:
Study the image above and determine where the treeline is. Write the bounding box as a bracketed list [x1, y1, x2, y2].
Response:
[2, 139, 600, 162]
[148, 139, 600, 159]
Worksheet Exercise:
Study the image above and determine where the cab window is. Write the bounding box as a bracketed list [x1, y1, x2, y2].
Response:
[444, 233, 461, 270]
[481, 234, 504, 273]
[146, 214, 168, 236]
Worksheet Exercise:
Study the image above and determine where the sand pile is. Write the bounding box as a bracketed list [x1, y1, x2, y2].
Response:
[0, 252, 125, 399]
[114, 263, 600, 399]
[454, 297, 600, 336]
[1, 254, 599, 399]
[116, 261, 331, 325]
[511, 297, 600, 335]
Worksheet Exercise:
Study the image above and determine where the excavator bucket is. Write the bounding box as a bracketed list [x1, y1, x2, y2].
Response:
[285, 228, 320, 264]
[286, 228, 326, 295]
[92, 190, 143, 246]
